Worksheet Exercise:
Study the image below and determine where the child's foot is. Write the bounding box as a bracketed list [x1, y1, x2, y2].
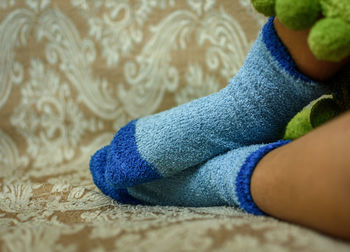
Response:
[126, 140, 290, 214]
[90, 18, 328, 192]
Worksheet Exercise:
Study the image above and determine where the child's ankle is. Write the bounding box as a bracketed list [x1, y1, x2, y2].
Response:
[273, 17, 350, 82]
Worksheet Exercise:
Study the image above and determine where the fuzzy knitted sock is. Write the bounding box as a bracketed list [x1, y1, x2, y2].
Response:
[89, 145, 142, 204]
[91, 140, 290, 214]
[126, 140, 290, 214]
[90, 17, 327, 191]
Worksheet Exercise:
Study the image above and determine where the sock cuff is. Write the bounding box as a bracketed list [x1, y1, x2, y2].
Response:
[262, 17, 314, 83]
[235, 140, 291, 215]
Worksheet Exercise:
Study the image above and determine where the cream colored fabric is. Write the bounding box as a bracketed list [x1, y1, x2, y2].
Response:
[0, 0, 349, 251]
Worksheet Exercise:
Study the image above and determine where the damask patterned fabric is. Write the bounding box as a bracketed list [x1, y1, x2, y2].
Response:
[0, 0, 349, 251]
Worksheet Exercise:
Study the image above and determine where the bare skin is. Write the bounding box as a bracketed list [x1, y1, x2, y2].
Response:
[250, 18, 350, 240]
[273, 18, 350, 81]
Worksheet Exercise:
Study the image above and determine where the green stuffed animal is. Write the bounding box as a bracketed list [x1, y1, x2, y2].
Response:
[251, 0, 350, 140]
[252, 0, 350, 62]
[284, 64, 350, 140]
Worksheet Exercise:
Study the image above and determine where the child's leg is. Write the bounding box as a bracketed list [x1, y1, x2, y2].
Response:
[251, 110, 350, 240]
[249, 18, 350, 240]
[90, 18, 327, 190]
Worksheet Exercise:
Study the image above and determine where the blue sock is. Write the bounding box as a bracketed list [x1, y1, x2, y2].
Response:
[107, 140, 290, 215]
[90, 17, 327, 191]
[89, 146, 141, 205]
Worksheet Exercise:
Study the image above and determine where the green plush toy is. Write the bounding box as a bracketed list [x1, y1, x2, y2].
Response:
[284, 65, 350, 140]
[251, 0, 350, 139]
[252, 0, 350, 62]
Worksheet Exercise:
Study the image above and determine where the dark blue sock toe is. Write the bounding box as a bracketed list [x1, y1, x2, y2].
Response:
[89, 145, 141, 204]
[90, 146, 113, 195]
[105, 120, 162, 188]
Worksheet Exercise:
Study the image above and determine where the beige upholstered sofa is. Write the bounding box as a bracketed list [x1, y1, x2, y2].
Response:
[1, 0, 349, 251]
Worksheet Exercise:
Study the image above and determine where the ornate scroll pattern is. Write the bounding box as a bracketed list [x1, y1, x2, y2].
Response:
[0, 0, 15, 10]
[0, 7, 31, 109]
[119, 5, 249, 116]
[0, 131, 29, 183]
[2, 1, 345, 252]
[10, 59, 103, 169]
[239, 0, 267, 27]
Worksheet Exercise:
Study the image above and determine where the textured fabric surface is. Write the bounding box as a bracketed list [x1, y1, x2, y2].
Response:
[1, 0, 350, 251]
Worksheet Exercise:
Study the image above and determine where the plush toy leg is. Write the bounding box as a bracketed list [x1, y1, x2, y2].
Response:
[90, 18, 327, 191]
[125, 140, 290, 215]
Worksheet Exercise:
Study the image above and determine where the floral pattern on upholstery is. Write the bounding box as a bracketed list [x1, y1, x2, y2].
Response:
[0, 0, 349, 251]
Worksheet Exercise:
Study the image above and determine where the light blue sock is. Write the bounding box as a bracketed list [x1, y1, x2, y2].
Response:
[126, 140, 290, 215]
[90, 17, 327, 191]
[95, 140, 290, 215]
